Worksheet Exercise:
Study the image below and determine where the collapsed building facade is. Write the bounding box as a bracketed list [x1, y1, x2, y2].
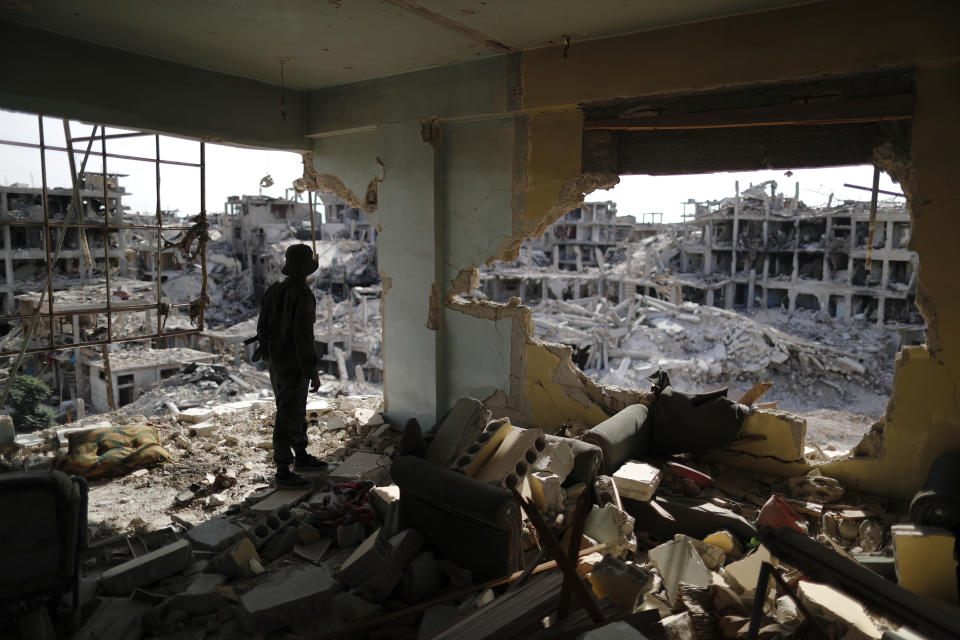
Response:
[0, 1, 959, 639]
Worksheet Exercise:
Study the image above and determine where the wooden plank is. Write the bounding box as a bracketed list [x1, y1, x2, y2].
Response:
[739, 381, 773, 405]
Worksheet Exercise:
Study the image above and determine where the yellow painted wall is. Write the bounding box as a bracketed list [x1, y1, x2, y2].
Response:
[515, 0, 960, 498]
[525, 343, 610, 430]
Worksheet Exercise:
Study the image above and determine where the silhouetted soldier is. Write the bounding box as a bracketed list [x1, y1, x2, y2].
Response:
[256, 244, 326, 488]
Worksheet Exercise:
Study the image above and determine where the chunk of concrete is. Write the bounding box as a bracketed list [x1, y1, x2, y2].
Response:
[250, 488, 311, 514]
[262, 525, 301, 562]
[178, 407, 213, 424]
[187, 421, 218, 438]
[295, 539, 333, 565]
[528, 471, 565, 513]
[587, 555, 655, 606]
[703, 530, 736, 555]
[455, 418, 513, 475]
[213, 537, 262, 578]
[185, 516, 245, 552]
[722, 545, 776, 596]
[473, 426, 546, 490]
[584, 503, 638, 559]
[797, 580, 882, 640]
[582, 621, 651, 639]
[239, 566, 340, 631]
[892, 524, 960, 605]
[613, 461, 662, 502]
[101, 540, 193, 596]
[532, 438, 575, 479]
[73, 597, 151, 640]
[594, 474, 623, 510]
[330, 451, 392, 484]
[335, 528, 391, 587]
[677, 534, 727, 571]
[648, 537, 712, 605]
[660, 611, 696, 640]
[788, 469, 845, 503]
[425, 397, 491, 468]
[358, 529, 424, 602]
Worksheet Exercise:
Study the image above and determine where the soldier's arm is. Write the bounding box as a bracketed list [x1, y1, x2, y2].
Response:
[256, 285, 273, 359]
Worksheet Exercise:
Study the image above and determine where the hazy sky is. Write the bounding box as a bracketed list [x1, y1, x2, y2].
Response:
[0, 109, 903, 222]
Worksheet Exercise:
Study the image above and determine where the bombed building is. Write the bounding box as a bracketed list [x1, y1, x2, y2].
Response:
[0, 2, 960, 640]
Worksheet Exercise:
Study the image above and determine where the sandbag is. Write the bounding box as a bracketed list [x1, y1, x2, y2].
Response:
[56, 424, 171, 480]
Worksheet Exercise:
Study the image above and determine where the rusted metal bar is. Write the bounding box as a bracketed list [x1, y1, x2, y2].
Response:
[747, 562, 829, 640]
[101, 128, 113, 344]
[511, 487, 605, 623]
[70, 131, 150, 143]
[0, 301, 194, 323]
[198, 142, 208, 330]
[62, 121, 94, 271]
[156, 134, 163, 337]
[40, 116, 55, 349]
[0, 138, 202, 167]
[865, 166, 880, 270]
[0, 329, 201, 358]
[100, 127, 116, 412]
[0, 221, 195, 231]
[308, 189, 317, 257]
[842, 183, 904, 198]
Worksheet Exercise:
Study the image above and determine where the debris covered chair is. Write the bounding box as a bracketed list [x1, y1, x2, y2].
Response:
[0, 470, 88, 609]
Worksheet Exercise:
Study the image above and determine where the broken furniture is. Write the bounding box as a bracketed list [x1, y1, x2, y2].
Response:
[0, 470, 88, 610]
[391, 436, 601, 582]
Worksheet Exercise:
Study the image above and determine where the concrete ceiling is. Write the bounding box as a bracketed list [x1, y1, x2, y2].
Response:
[0, 0, 815, 90]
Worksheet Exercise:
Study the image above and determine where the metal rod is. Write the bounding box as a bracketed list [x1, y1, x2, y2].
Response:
[0, 301, 194, 323]
[70, 131, 151, 143]
[40, 116, 55, 349]
[309, 189, 317, 257]
[0, 221, 195, 231]
[0, 329, 201, 358]
[62, 121, 94, 271]
[100, 127, 116, 411]
[198, 142, 207, 331]
[843, 183, 904, 198]
[155, 134, 163, 337]
[0, 138, 202, 167]
[865, 165, 880, 270]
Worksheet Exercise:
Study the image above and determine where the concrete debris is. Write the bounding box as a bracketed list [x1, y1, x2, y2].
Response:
[788, 468, 845, 503]
[649, 536, 713, 604]
[239, 566, 340, 631]
[613, 460, 662, 502]
[100, 540, 193, 596]
[426, 397, 492, 468]
[587, 555, 655, 606]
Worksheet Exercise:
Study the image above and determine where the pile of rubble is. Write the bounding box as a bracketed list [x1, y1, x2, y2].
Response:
[532, 294, 892, 416]
[5, 390, 959, 640]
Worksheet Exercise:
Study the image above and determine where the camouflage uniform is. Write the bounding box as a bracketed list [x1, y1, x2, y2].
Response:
[256, 278, 317, 469]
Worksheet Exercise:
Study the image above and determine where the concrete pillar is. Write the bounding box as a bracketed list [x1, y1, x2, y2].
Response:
[574, 245, 582, 271]
[885, 219, 894, 251]
[747, 269, 756, 310]
[552, 246, 559, 269]
[706, 287, 715, 307]
[704, 223, 714, 273]
[791, 250, 799, 284]
[725, 283, 734, 310]
[881, 259, 890, 289]
[788, 291, 797, 312]
[844, 293, 853, 320]
[877, 297, 886, 325]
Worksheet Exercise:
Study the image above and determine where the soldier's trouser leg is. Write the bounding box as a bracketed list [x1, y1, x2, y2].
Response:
[269, 364, 309, 469]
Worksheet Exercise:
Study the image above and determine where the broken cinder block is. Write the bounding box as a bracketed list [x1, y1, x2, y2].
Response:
[584, 503, 638, 559]
[454, 418, 513, 475]
[357, 528, 424, 602]
[239, 566, 340, 631]
[425, 397, 492, 468]
[330, 451, 391, 484]
[101, 540, 193, 596]
[473, 426, 546, 490]
[648, 536, 712, 604]
[185, 516, 245, 552]
[528, 471, 565, 513]
[336, 528, 391, 587]
[587, 555, 655, 606]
